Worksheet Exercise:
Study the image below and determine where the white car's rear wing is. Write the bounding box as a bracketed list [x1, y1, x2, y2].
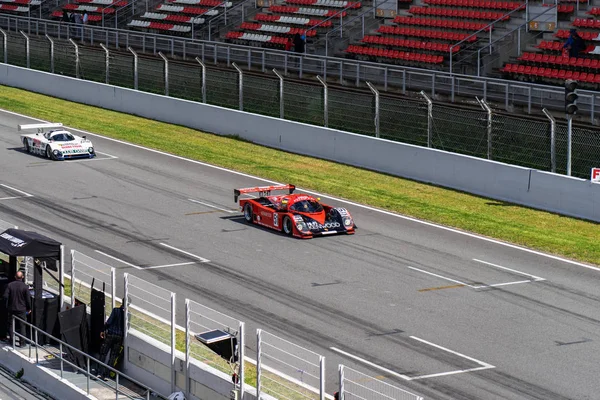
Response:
[18, 123, 63, 133]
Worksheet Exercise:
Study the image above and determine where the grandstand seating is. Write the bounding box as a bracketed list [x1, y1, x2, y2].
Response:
[225, 0, 362, 49]
[125, 0, 231, 33]
[343, 0, 524, 68]
[0, 0, 41, 15]
[50, 0, 128, 23]
[499, 2, 600, 86]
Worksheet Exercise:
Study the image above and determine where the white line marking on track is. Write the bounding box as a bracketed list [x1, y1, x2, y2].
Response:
[408, 266, 475, 288]
[0, 196, 24, 201]
[94, 250, 142, 269]
[159, 243, 210, 263]
[329, 347, 412, 381]
[3, 108, 596, 270]
[145, 261, 196, 269]
[473, 259, 545, 281]
[472, 280, 533, 289]
[188, 199, 235, 213]
[0, 183, 34, 197]
[409, 336, 495, 369]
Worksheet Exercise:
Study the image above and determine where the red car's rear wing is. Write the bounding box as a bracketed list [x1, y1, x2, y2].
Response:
[234, 184, 295, 203]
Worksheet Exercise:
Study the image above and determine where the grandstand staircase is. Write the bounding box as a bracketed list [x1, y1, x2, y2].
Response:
[5, 343, 162, 400]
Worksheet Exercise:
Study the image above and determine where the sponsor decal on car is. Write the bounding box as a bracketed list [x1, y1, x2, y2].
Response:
[306, 221, 341, 230]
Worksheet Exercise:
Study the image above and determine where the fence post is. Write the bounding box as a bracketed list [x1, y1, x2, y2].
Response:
[58, 245, 64, 310]
[100, 43, 109, 84]
[159, 52, 169, 96]
[419, 90, 433, 148]
[185, 299, 190, 399]
[366, 82, 380, 138]
[232, 62, 243, 111]
[238, 321, 245, 400]
[319, 356, 325, 400]
[339, 364, 344, 400]
[273, 69, 284, 119]
[70, 250, 75, 307]
[68, 38, 79, 79]
[256, 329, 262, 400]
[477, 97, 493, 160]
[123, 273, 129, 372]
[19, 31, 29, 69]
[170, 292, 176, 393]
[316, 75, 328, 128]
[542, 108, 556, 173]
[45, 34, 54, 73]
[128, 46, 138, 90]
[195, 57, 206, 103]
[566, 114, 573, 176]
[0, 29, 6, 64]
[110, 267, 116, 310]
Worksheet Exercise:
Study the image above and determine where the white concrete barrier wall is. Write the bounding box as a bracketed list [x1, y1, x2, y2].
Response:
[1, 64, 598, 222]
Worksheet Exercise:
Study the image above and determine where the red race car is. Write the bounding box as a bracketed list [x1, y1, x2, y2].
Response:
[234, 184, 356, 238]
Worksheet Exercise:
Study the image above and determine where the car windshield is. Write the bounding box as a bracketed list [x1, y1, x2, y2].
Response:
[52, 133, 75, 142]
[290, 200, 323, 213]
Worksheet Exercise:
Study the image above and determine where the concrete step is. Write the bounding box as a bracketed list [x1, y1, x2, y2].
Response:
[0, 364, 53, 400]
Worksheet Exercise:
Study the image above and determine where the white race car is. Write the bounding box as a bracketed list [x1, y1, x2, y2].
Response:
[19, 123, 95, 161]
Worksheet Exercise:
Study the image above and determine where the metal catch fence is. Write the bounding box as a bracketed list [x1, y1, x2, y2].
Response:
[185, 299, 245, 397]
[1, 29, 598, 179]
[339, 365, 423, 400]
[70, 250, 116, 315]
[257, 329, 325, 400]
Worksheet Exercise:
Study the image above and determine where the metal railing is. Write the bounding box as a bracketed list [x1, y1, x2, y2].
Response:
[12, 316, 167, 400]
[476, 11, 552, 77]
[322, 0, 392, 57]
[449, 2, 529, 74]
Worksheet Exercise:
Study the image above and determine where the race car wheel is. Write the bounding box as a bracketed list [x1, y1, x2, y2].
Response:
[243, 203, 253, 223]
[282, 216, 293, 236]
[46, 146, 54, 160]
[23, 138, 30, 153]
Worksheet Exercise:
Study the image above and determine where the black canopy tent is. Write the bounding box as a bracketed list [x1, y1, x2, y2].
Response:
[0, 228, 65, 333]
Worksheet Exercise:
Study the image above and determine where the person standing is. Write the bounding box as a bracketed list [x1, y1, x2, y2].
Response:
[3, 271, 31, 347]
[97, 304, 125, 380]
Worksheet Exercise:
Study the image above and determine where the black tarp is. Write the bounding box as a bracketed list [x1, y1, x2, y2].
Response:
[0, 229, 62, 338]
[89, 283, 106, 354]
[58, 304, 89, 369]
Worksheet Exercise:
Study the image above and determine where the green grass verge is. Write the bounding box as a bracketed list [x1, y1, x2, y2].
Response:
[0, 85, 597, 265]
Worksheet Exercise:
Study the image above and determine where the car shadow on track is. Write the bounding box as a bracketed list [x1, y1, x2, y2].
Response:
[220, 214, 350, 240]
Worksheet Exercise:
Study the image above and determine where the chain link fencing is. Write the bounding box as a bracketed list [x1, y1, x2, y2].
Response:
[339, 365, 423, 400]
[3, 32, 600, 179]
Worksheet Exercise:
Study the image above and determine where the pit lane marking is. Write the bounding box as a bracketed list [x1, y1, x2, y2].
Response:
[0, 184, 34, 200]
[95, 250, 142, 270]
[145, 261, 196, 269]
[331, 338, 494, 381]
[188, 199, 235, 213]
[159, 243, 210, 263]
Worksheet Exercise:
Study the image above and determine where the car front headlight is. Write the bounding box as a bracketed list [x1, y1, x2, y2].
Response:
[343, 217, 353, 226]
[53, 149, 61, 156]
[88, 147, 94, 153]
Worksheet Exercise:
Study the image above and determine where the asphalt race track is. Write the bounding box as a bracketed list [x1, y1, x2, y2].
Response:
[1, 109, 599, 400]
